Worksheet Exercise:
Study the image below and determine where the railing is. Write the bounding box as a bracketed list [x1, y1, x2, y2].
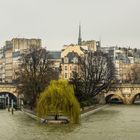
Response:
[112, 84, 140, 88]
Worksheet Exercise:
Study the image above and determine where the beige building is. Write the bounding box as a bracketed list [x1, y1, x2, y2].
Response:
[119, 63, 140, 83]
[81, 40, 101, 52]
[61, 45, 85, 58]
[0, 38, 41, 83]
[12, 38, 41, 53]
[61, 45, 86, 80]
[60, 40, 101, 80]
[60, 24, 101, 80]
[61, 51, 79, 80]
[5, 42, 13, 82]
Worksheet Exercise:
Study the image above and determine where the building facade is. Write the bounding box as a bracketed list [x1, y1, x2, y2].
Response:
[101, 46, 140, 83]
[0, 38, 41, 83]
[47, 51, 61, 71]
[60, 45, 85, 80]
[60, 25, 101, 80]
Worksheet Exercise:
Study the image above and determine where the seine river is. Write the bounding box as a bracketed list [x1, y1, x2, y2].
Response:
[0, 105, 140, 140]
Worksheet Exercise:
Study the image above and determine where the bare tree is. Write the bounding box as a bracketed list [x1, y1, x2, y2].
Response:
[70, 51, 116, 107]
[16, 46, 59, 108]
[131, 64, 140, 84]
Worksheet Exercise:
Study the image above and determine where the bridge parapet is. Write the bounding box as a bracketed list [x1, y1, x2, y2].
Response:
[111, 84, 140, 88]
[0, 84, 18, 97]
[106, 84, 140, 104]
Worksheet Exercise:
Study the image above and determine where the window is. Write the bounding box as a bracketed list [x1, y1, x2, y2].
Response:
[73, 57, 78, 63]
[70, 73, 73, 78]
[74, 66, 77, 71]
[64, 57, 69, 63]
[70, 66, 72, 70]
[65, 73, 68, 79]
[65, 66, 67, 70]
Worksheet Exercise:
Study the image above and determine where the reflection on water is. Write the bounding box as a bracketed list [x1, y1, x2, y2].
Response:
[1, 105, 140, 140]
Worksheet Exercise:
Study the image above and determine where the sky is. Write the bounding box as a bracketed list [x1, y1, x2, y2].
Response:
[0, 0, 140, 50]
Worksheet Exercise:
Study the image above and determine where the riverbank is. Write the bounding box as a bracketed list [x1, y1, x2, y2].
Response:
[81, 104, 108, 118]
[22, 104, 108, 122]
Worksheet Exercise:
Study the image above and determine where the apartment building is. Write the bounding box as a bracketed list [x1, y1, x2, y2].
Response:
[61, 51, 80, 79]
[101, 46, 140, 83]
[0, 48, 5, 82]
[81, 40, 101, 52]
[0, 38, 41, 83]
[61, 44, 89, 80]
[48, 51, 61, 71]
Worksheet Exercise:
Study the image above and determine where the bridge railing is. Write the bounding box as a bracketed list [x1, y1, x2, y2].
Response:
[111, 84, 140, 88]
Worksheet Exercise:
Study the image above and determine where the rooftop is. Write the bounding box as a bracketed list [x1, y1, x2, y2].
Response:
[48, 51, 61, 59]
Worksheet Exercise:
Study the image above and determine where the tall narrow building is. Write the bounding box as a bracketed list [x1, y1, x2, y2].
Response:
[78, 24, 82, 45]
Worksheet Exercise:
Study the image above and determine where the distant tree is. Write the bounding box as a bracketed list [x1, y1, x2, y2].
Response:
[36, 80, 80, 123]
[70, 51, 116, 107]
[134, 48, 137, 53]
[124, 71, 132, 84]
[16, 45, 59, 108]
[131, 65, 140, 84]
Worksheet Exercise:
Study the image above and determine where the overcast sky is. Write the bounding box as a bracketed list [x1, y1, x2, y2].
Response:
[0, 0, 140, 50]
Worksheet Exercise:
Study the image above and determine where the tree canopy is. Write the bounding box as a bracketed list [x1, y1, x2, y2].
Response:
[70, 51, 116, 107]
[16, 45, 59, 107]
[36, 80, 80, 123]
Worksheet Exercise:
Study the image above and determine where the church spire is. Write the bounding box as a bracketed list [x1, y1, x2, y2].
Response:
[78, 24, 82, 45]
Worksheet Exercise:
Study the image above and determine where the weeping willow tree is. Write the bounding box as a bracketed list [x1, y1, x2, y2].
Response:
[36, 80, 80, 123]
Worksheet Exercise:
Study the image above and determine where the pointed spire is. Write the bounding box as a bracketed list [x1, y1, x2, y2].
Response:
[78, 24, 82, 45]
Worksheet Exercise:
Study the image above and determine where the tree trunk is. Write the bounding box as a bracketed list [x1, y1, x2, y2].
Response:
[55, 115, 58, 120]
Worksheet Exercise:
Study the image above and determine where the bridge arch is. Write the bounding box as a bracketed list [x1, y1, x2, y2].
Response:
[0, 91, 17, 97]
[105, 93, 124, 104]
[105, 94, 114, 103]
[0, 91, 17, 100]
[0, 92, 17, 109]
[0, 85, 18, 97]
[131, 93, 140, 104]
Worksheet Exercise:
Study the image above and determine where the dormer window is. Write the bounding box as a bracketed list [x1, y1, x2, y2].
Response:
[73, 57, 78, 63]
[64, 57, 69, 63]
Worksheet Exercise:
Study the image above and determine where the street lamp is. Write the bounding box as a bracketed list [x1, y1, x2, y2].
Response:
[11, 99, 14, 115]
[6, 94, 10, 112]
[4, 95, 6, 109]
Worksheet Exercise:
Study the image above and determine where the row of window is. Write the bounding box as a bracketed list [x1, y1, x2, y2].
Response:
[64, 73, 73, 79]
[64, 65, 77, 71]
[63, 57, 78, 63]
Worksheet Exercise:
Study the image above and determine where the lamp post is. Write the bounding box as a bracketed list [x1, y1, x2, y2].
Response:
[6, 94, 10, 112]
[4, 95, 6, 109]
[11, 99, 14, 115]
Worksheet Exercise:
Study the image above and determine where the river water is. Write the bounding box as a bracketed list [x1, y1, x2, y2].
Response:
[0, 105, 140, 140]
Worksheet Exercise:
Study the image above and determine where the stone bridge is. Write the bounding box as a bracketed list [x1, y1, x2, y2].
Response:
[0, 84, 18, 97]
[105, 84, 140, 104]
[0, 84, 23, 107]
[0, 83, 140, 105]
